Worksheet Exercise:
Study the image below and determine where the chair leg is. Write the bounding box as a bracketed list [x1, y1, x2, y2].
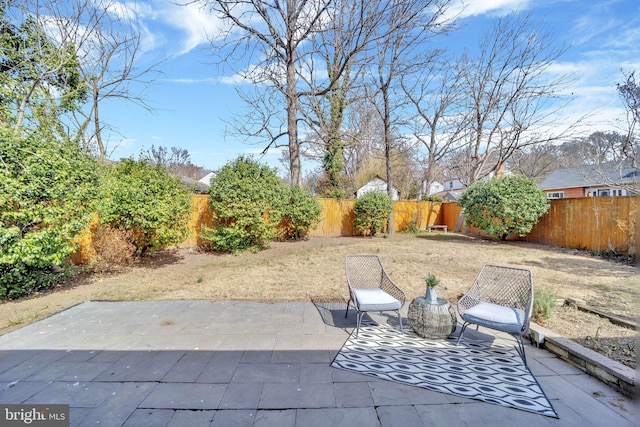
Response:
[514, 334, 528, 367]
[345, 298, 351, 318]
[456, 322, 470, 345]
[354, 311, 364, 337]
[396, 309, 404, 334]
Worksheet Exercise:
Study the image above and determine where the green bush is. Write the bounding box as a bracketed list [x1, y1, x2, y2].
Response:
[96, 158, 192, 255]
[278, 186, 322, 240]
[353, 191, 393, 236]
[0, 129, 98, 298]
[422, 195, 444, 202]
[405, 218, 420, 234]
[201, 156, 288, 253]
[459, 175, 550, 240]
[533, 285, 557, 322]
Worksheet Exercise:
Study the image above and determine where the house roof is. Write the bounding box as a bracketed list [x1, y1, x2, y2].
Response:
[198, 172, 216, 185]
[539, 161, 638, 191]
[179, 175, 210, 193]
[432, 190, 463, 201]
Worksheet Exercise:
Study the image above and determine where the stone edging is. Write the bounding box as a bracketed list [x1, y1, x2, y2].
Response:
[529, 322, 636, 397]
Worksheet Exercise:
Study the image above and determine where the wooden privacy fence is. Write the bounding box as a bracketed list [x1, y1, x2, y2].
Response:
[423, 197, 637, 255]
[183, 196, 637, 255]
[308, 199, 443, 237]
[181, 194, 214, 248]
[523, 196, 637, 255]
[181, 197, 444, 246]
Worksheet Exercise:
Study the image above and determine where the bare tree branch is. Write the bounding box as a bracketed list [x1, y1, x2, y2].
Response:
[450, 13, 575, 186]
[617, 71, 639, 168]
[197, 0, 334, 185]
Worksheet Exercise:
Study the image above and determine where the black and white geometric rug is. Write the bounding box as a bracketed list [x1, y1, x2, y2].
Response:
[331, 322, 558, 418]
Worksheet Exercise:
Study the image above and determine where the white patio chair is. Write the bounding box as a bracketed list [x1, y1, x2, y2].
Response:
[456, 264, 534, 366]
[344, 254, 406, 337]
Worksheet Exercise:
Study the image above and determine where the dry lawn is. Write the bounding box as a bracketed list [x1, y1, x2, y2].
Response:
[1, 233, 637, 367]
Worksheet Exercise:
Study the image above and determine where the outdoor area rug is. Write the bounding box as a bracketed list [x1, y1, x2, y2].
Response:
[331, 322, 558, 418]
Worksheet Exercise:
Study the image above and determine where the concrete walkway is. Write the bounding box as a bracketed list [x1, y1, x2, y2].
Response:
[0, 300, 636, 426]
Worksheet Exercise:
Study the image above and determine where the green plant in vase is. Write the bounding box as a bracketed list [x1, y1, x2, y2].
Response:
[423, 274, 441, 303]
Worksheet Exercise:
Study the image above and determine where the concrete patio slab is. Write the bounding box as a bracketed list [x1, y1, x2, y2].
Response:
[0, 300, 636, 426]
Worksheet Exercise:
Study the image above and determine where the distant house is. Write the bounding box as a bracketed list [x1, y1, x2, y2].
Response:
[426, 178, 465, 201]
[443, 178, 465, 192]
[417, 180, 462, 201]
[179, 176, 210, 193]
[427, 164, 512, 201]
[418, 181, 444, 199]
[539, 161, 638, 199]
[198, 172, 216, 186]
[356, 176, 400, 200]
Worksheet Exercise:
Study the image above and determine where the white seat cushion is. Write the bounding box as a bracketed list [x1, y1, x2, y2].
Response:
[462, 301, 525, 335]
[351, 288, 402, 312]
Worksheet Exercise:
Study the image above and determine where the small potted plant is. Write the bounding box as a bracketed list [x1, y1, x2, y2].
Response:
[423, 274, 442, 304]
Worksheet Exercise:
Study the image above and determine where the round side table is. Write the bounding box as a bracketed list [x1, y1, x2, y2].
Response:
[407, 296, 457, 339]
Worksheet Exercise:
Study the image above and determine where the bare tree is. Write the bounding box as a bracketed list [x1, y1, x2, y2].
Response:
[300, 0, 420, 197]
[402, 55, 467, 197]
[341, 98, 384, 193]
[145, 145, 190, 167]
[141, 145, 208, 179]
[511, 132, 629, 183]
[450, 14, 573, 186]
[71, 0, 160, 159]
[364, 0, 451, 231]
[579, 131, 629, 164]
[509, 143, 562, 182]
[299, 0, 373, 196]
[197, 0, 334, 186]
[617, 71, 639, 167]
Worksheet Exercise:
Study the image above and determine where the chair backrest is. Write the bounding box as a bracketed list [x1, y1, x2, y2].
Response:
[345, 254, 386, 290]
[458, 264, 534, 330]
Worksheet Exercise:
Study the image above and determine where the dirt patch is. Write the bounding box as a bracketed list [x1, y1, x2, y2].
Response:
[1, 233, 637, 368]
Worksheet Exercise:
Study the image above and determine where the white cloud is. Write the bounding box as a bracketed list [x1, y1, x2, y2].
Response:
[546, 55, 626, 133]
[105, 1, 152, 21]
[442, 0, 532, 22]
[152, 1, 225, 56]
[103, 1, 225, 57]
[603, 26, 640, 50]
[573, 14, 618, 46]
[219, 72, 254, 85]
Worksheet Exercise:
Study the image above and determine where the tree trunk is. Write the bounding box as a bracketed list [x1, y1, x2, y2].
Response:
[286, 52, 301, 186]
[93, 82, 106, 159]
[454, 211, 465, 232]
[383, 87, 394, 235]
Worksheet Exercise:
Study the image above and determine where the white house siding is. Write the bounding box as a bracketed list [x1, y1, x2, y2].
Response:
[356, 177, 400, 200]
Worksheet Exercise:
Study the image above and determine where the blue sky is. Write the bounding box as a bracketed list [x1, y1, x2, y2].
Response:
[102, 0, 640, 176]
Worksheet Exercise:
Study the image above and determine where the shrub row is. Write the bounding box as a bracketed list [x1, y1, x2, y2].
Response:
[1, 136, 327, 299]
[0, 130, 192, 299]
